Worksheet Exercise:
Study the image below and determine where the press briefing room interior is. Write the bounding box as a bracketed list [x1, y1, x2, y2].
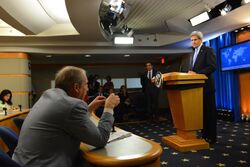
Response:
[0, 0, 249, 167]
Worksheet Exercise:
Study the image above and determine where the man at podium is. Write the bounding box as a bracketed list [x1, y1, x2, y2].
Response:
[188, 31, 217, 144]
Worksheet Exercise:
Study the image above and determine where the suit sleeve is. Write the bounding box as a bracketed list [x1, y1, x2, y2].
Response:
[64, 102, 114, 148]
[198, 47, 216, 75]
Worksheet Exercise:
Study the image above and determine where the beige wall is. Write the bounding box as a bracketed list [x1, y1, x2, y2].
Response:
[0, 53, 32, 108]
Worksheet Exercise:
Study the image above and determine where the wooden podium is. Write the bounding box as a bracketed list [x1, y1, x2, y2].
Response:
[161, 72, 209, 152]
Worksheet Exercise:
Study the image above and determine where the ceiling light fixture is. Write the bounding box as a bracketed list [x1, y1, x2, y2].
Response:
[124, 54, 130, 57]
[190, 11, 210, 26]
[114, 37, 134, 45]
[84, 54, 91, 58]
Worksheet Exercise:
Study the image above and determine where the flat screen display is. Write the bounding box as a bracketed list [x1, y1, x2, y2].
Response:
[220, 40, 250, 71]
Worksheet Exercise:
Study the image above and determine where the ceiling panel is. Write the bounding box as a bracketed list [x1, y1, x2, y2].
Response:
[121, 0, 200, 32]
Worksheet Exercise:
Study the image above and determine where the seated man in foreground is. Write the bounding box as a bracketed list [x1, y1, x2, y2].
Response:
[13, 66, 120, 167]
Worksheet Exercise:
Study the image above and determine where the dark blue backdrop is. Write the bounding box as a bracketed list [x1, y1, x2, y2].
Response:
[204, 32, 240, 121]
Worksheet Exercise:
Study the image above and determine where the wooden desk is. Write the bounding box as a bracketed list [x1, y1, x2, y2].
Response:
[0, 109, 163, 166]
[81, 114, 163, 167]
[0, 109, 29, 152]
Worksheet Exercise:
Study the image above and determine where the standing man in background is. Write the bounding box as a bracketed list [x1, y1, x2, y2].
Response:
[189, 31, 217, 144]
[141, 62, 160, 122]
[13, 66, 120, 167]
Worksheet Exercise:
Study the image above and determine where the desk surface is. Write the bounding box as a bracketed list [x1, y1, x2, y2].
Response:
[81, 114, 163, 167]
[0, 109, 29, 122]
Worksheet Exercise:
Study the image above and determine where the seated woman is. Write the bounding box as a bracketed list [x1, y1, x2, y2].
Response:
[0, 89, 13, 111]
[115, 85, 131, 122]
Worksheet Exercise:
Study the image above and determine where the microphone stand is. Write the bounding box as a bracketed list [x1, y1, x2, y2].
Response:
[112, 119, 116, 132]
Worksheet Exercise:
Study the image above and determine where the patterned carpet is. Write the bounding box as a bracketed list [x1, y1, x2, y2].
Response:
[117, 119, 250, 167]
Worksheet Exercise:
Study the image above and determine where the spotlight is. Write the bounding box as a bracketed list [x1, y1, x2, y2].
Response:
[220, 4, 232, 16]
[220, 9, 227, 16]
[121, 25, 134, 37]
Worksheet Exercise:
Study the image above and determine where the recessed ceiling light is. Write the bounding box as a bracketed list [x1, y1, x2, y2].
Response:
[241, 27, 244, 30]
[46, 55, 52, 58]
[235, 30, 238, 32]
[124, 54, 130, 57]
[85, 54, 91, 57]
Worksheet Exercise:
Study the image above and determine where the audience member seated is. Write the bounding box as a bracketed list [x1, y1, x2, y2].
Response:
[12, 66, 120, 167]
[108, 87, 115, 95]
[115, 85, 132, 122]
[0, 126, 18, 156]
[91, 86, 109, 118]
[95, 86, 108, 97]
[0, 89, 13, 111]
[130, 92, 147, 120]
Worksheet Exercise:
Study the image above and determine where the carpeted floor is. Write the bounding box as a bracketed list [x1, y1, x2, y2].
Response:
[117, 119, 250, 167]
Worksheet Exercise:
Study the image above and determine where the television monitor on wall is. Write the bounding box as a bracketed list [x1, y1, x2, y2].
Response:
[220, 40, 250, 71]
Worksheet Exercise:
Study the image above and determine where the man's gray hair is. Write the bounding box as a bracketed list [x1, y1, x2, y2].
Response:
[55, 66, 86, 92]
[190, 31, 203, 41]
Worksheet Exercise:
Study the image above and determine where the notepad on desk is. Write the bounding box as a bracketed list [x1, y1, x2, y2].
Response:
[89, 114, 132, 143]
[108, 131, 132, 143]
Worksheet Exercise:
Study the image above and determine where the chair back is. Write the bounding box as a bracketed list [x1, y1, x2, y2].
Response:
[0, 149, 21, 167]
[0, 126, 18, 156]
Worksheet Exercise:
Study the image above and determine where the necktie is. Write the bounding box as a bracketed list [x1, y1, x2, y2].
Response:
[192, 48, 199, 67]
[148, 71, 152, 79]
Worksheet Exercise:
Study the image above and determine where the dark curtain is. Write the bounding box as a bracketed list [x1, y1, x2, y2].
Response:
[204, 32, 240, 121]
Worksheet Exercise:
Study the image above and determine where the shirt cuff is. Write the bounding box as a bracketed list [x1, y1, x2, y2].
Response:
[103, 108, 114, 115]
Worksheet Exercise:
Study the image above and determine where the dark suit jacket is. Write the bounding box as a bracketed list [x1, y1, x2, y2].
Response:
[192, 45, 216, 92]
[141, 68, 159, 93]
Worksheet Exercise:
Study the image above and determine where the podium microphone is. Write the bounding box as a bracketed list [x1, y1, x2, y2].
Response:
[18, 105, 22, 112]
[3, 107, 7, 116]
